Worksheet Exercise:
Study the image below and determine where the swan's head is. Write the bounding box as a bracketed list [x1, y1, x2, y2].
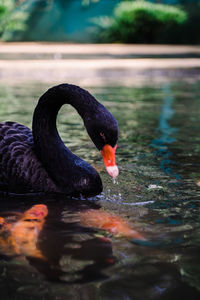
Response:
[84, 105, 119, 179]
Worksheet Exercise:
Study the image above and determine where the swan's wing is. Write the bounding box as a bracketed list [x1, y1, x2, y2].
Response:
[0, 122, 58, 193]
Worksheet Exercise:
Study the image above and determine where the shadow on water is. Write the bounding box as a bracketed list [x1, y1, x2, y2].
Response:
[0, 80, 200, 299]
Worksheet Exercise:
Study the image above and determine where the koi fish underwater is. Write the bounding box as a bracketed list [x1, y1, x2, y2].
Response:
[0, 204, 144, 260]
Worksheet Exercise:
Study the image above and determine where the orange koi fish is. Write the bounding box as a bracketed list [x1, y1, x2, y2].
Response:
[79, 209, 145, 240]
[0, 204, 48, 259]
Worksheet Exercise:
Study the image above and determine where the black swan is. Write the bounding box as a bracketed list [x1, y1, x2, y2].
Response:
[0, 84, 119, 197]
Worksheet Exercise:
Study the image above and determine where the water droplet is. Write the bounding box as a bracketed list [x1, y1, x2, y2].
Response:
[80, 194, 85, 200]
[112, 178, 116, 185]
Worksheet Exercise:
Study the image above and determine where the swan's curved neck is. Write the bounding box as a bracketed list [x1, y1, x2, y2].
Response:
[32, 84, 101, 195]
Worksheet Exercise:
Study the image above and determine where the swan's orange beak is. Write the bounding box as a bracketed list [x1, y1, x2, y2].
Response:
[101, 144, 119, 178]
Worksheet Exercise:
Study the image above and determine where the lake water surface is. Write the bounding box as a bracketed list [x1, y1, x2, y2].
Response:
[0, 79, 200, 299]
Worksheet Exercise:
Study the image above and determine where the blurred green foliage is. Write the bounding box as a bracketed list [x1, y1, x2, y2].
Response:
[178, 2, 200, 44]
[0, 0, 28, 40]
[92, 0, 188, 43]
[0, 0, 199, 44]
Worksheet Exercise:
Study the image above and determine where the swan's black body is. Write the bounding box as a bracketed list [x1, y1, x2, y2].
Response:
[0, 84, 118, 197]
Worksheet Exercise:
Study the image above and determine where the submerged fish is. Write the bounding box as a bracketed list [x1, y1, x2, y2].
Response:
[0, 204, 48, 258]
[79, 209, 145, 240]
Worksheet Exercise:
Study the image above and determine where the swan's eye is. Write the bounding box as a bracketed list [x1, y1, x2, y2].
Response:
[100, 132, 106, 142]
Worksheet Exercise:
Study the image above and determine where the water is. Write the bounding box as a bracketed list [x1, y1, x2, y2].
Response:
[0, 79, 200, 299]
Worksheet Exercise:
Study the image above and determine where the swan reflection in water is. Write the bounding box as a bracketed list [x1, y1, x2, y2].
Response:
[0, 203, 144, 281]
